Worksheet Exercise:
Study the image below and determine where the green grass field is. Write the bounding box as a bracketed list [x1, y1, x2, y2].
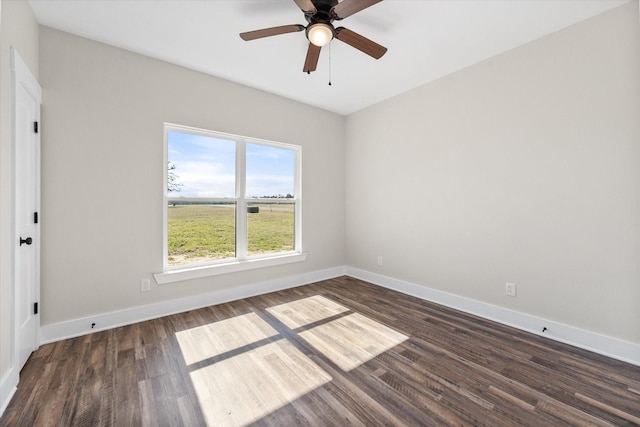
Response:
[168, 204, 294, 265]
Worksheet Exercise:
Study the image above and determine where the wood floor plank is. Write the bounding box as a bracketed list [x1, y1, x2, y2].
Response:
[575, 392, 640, 425]
[2, 277, 639, 426]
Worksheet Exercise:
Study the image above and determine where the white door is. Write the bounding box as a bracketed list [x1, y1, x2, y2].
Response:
[13, 48, 41, 371]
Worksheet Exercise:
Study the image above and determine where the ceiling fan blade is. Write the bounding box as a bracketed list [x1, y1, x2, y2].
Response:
[335, 27, 387, 59]
[293, 0, 317, 14]
[240, 24, 305, 41]
[332, 0, 382, 20]
[303, 43, 321, 73]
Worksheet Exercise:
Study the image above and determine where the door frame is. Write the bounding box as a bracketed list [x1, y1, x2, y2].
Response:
[11, 47, 42, 372]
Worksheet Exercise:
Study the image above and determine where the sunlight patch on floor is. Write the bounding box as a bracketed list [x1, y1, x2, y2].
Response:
[188, 338, 331, 427]
[176, 311, 332, 426]
[176, 295, 407, 425]
[299, 312, 408, 371]
[175, 312, 278, 365]
[269, 296, 409, 372]
[267, 295, 350, 329]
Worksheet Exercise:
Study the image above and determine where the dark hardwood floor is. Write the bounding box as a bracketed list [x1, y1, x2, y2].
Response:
[2, 276, 639, 426]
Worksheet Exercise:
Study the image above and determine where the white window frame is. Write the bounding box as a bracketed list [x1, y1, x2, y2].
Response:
[154, 123, 305, 285]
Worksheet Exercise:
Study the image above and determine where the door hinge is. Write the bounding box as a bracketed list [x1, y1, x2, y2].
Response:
[34, 212, 38, 224]
[34, 121, 39, 134]
[34, 302, 38, 315]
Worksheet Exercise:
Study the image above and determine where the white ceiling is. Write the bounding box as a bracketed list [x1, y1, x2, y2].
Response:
[29, 0, 628, 115]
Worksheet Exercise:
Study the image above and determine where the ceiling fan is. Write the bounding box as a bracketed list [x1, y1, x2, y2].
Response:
[240, 0, 387, 74]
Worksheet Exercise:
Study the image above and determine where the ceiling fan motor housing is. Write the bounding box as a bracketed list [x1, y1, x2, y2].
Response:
[305, 0, 339, 24]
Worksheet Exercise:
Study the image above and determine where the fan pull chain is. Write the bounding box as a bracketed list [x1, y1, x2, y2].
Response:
[328, 43, 332, 86]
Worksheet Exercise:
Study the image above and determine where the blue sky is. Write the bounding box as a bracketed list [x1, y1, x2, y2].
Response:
[168, 131, 294, 198]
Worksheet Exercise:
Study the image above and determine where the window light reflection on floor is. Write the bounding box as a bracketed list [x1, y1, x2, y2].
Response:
[188, 338, 331, 426]
[269, 296, 408, 372]
[175, 295, 408, 426]
[176, 312, 331, 427]
[175, 312, 278, 365]
[266, 294, 350, 329]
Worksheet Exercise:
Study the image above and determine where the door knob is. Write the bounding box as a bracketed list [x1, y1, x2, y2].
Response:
[19, 237, 32, 246]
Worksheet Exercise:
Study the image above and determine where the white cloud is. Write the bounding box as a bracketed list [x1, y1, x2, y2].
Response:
[175, 160, 235, 197]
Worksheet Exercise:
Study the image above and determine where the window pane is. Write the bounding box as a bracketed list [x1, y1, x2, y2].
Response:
[165, 126, 300, 269]
[246, 143, 295, 198]
[247, 202, 294, 256]
[168, 202, 236, 266]
[168, 131, 236, 198]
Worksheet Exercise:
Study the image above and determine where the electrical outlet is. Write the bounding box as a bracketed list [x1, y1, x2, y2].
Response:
[377, 256, 383, 266]
[506, 282, 516, 297]
[140, 278, 151, 292]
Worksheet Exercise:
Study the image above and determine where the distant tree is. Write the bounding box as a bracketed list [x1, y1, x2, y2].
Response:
[258, 193, 294, 199]
[168, 162, 183, 192]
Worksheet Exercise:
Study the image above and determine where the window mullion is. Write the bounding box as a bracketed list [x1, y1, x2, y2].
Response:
[236, 139, 247, 260]
[163, 129, 169, 270]
[294, 147, 302, 252]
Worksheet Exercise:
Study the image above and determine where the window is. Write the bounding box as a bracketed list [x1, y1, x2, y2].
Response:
[159, 124, 303, 282]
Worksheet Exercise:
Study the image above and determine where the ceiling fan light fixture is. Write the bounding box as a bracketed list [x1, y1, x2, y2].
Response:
[307, 23, 334, 47]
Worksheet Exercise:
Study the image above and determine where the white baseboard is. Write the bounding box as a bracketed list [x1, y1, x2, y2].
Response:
[40, 266, 347, 344]
[0, 368, 18, 419]
[346, 267, 640, 367]
[38, 264, 640, 368]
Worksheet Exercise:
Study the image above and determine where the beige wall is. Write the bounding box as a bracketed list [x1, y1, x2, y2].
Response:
[0, 0, 39, 396]
[345, 2, 640, 344]
[38, 27, 345, 325]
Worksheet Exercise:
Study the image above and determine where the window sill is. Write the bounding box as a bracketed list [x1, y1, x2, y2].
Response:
[153, 253, 307, 285]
